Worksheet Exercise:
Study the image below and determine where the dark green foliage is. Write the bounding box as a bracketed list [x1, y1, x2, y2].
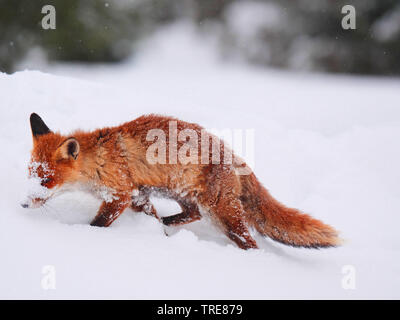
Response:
[0, 0, 172, 73]
[0, 0, 399, 75]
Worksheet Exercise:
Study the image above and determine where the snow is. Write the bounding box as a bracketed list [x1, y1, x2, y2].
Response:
[372, 4, 400, 42]
[225, 1, 285, 37]
[1, 23, 400, 299]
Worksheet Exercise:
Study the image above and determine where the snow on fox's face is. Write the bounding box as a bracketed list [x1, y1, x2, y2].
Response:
[23, 160, 57, 208]
[21, 113, 80, 209]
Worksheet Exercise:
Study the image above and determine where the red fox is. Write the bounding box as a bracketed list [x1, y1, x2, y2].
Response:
[22, 113, 340, 250]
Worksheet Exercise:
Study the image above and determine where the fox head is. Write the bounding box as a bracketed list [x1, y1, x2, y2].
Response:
[21, 113, 81, 209]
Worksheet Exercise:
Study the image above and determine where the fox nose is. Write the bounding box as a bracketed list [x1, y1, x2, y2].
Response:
[21, 203, 29, 208]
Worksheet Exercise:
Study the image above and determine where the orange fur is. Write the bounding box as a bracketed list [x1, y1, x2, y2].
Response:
[27, 113, 340, 250]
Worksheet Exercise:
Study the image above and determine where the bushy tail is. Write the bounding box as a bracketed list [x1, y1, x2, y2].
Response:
[240, 174, 340, 248]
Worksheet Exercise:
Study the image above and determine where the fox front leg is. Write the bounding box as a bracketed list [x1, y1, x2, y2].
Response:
[90, 194, 131, 227]
[131, 189, 159, 220]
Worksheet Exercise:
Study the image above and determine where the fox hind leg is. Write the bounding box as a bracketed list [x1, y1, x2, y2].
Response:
[161, 198, 202, 226]
[199, 165, 258, 250]
[212, 198, 258, 250]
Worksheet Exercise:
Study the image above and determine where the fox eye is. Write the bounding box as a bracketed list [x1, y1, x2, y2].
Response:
[41, 178, 52, 186]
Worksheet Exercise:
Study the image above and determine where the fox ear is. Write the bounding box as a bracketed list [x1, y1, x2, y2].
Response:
[30, 113, 51, 137]
[56, 138, 80, 160]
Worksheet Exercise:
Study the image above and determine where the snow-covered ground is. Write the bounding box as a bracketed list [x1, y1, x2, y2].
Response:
[1, 23, 400, 299]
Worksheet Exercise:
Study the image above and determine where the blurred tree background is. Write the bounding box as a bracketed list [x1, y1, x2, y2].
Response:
[0, 0, 399, 75]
